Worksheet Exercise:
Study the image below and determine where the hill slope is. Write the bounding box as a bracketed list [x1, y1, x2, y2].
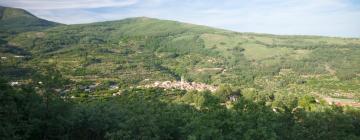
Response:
[1, 7, 360, 101]
[2, 6, 360, 140]
[0, 6, 59, 35]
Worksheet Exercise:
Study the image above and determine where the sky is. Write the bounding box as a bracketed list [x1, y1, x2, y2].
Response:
[1, 0, 360, 37]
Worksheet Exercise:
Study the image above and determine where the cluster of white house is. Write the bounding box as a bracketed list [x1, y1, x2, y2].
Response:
[145, 80, 218, 92]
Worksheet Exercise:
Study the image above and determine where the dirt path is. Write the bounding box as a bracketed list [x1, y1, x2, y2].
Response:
[196, 68, 224, 72]
[314, 93, 360, 107]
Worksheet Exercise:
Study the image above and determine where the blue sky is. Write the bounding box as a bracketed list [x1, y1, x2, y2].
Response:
[1, 0, 359, 37]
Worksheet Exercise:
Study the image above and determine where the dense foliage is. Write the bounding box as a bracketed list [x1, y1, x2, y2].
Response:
[1, 81, 360, 140]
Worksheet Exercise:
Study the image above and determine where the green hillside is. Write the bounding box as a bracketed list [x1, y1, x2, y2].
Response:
[0, 6, 59, 36]
[1, 6, 360, 140]
[0, 7, 358, 98]
[5, 17, 360, 95]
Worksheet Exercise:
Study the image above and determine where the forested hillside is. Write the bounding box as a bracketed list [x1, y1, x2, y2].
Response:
[4, 16, 360, 99]
[1, 6, 360, 140]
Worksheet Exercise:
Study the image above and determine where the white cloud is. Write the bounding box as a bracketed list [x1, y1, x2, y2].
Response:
[0, 0, 138, 9]
[31, 9, 106, 24]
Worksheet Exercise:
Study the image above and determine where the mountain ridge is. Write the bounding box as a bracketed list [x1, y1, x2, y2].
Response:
[1, 5, 359, 39]
[59, 16, 360, 39]
[0, 6, 60, 34]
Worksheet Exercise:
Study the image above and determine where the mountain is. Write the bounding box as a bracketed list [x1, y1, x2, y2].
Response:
[1, 6, 360, 140]
[0, 6, 59, 35]
[2, 6, 360, 103]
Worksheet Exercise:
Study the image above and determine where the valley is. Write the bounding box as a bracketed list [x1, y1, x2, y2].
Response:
[1, 5, 360, 140]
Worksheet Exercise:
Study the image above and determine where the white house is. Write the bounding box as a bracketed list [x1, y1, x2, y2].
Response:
[10, 81, 20, 86]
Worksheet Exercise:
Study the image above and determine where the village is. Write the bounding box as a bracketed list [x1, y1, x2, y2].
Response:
[144, 79, 218, 92]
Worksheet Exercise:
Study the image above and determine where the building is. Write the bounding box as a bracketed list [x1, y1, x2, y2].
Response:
[109, 84, 119, 90]
[10, 81, 20, 86]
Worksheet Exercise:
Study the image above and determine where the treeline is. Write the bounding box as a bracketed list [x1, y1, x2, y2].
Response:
[1, 80, 360, 140]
